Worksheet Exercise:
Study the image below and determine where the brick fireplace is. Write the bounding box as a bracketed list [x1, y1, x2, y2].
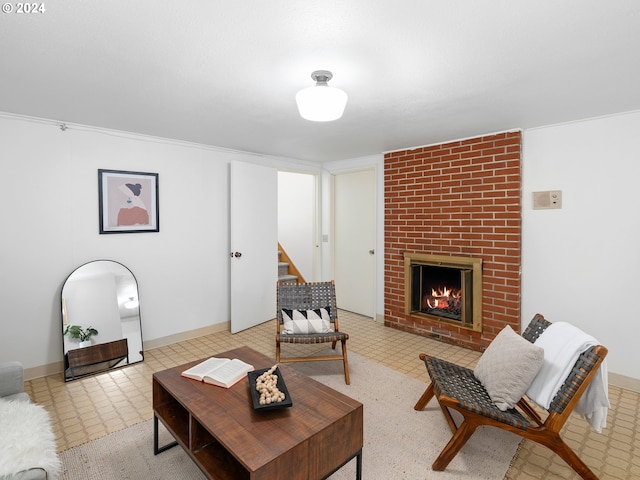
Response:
[384, 131, 522, 351]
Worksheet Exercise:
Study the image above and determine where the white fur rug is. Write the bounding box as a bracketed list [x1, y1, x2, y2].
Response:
[59, 352, 520, 479]
[0, 398, 60, 479]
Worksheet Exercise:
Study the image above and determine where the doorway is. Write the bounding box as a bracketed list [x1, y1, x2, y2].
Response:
[277, 171, 318, 282]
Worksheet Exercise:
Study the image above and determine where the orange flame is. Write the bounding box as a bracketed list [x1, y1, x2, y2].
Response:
[425, 286, 461, 309]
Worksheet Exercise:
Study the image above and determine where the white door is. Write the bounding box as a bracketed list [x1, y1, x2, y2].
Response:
[333, 169, 376, 316]
[230, 161, 278, 333]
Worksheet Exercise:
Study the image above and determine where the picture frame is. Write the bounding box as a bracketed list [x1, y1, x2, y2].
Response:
[98, 169, 159, 234]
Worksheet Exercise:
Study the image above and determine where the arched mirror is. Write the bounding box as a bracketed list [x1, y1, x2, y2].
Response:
[61, 260, 144, 381]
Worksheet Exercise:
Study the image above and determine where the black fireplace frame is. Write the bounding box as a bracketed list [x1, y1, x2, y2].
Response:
[404, 252, 483, 332]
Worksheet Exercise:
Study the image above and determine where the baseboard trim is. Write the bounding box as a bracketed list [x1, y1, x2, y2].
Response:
[608, 372, 640, 393]
[143, 322, 230, 351]
[24, 322, 231, 381]
[24, 362, 65, 381]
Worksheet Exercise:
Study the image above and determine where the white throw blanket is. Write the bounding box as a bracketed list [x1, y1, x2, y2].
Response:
[525, 321, 609, 433]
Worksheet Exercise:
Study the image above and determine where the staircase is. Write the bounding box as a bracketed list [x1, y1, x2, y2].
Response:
[278, 250, 298, 283]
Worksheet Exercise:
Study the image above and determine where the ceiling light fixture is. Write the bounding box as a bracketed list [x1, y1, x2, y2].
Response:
[124, 297, 139, 309]
[296, 70, 348, 122]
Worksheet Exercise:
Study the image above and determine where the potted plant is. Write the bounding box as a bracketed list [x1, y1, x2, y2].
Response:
[64, 325, 99, 347]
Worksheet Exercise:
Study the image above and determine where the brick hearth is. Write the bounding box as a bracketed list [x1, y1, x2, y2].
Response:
[384, 131, 522, 351]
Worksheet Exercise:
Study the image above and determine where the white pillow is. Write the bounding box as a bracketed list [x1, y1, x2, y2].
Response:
[474, 325, 544, 411]
[281, 307, 332, 334]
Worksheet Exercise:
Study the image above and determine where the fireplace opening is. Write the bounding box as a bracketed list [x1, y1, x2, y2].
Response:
[411, 265, 465, 321]
[404, 253, 482, 332]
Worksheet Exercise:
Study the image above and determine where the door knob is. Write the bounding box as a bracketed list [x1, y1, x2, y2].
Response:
[230, 252, 242, 258]
[369, 249, 375, 255]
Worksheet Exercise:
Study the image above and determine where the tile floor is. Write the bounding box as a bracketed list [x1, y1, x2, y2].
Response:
[25, 311, 639, 479]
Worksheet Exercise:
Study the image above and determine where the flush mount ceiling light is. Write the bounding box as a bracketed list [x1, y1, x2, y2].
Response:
[124, 296, 139, 309]
[296, 70, 348, 122]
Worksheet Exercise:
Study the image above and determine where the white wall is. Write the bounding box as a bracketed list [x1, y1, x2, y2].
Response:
[0, 114, 312, 374]
[522, 110, 640, 380]
[4, 110, 639, 382]
[63, 273, 122, 349]
[330, 114, 640, 382]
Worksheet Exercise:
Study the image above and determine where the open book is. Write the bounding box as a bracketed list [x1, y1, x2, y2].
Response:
[181, 357, 254, 388]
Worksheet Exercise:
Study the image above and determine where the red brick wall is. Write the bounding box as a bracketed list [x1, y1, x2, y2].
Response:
[384, 131, 522, 351]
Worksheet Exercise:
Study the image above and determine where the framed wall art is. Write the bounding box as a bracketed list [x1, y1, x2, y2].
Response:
[98, 169, 159, 234]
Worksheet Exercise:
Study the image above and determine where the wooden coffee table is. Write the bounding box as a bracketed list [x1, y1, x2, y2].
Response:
[153, 346, 363, 480]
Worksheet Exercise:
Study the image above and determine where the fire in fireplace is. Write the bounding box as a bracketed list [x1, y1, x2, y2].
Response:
[425, 288, 461, 319]
[418, 265, 463, 320]
[404, 253, 482, 331]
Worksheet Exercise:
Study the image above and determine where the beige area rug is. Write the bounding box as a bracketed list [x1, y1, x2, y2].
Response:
[59, 352, 521, 479]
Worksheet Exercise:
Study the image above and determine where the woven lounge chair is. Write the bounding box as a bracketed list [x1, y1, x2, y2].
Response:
[414, 314, 608, 480]
[276, 280, 350, 384]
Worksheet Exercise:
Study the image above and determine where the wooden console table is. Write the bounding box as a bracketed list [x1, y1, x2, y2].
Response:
[153, 346, 363, 480]
[65, 338, 129, 380]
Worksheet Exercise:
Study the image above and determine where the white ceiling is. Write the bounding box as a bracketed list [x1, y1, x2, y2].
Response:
[2, 1, 639, 163]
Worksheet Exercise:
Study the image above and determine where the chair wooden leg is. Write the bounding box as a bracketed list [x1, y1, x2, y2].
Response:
[438, 404, 458, 435]
[414, 385, 457, 434]
[554, 443, 598, 480]
[432, 420, 477, 471]
[341, 341, 350, 385]
[535, 434, 598, 480]
[275, 340, 281, 362]
[414, 384, 435, 411]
